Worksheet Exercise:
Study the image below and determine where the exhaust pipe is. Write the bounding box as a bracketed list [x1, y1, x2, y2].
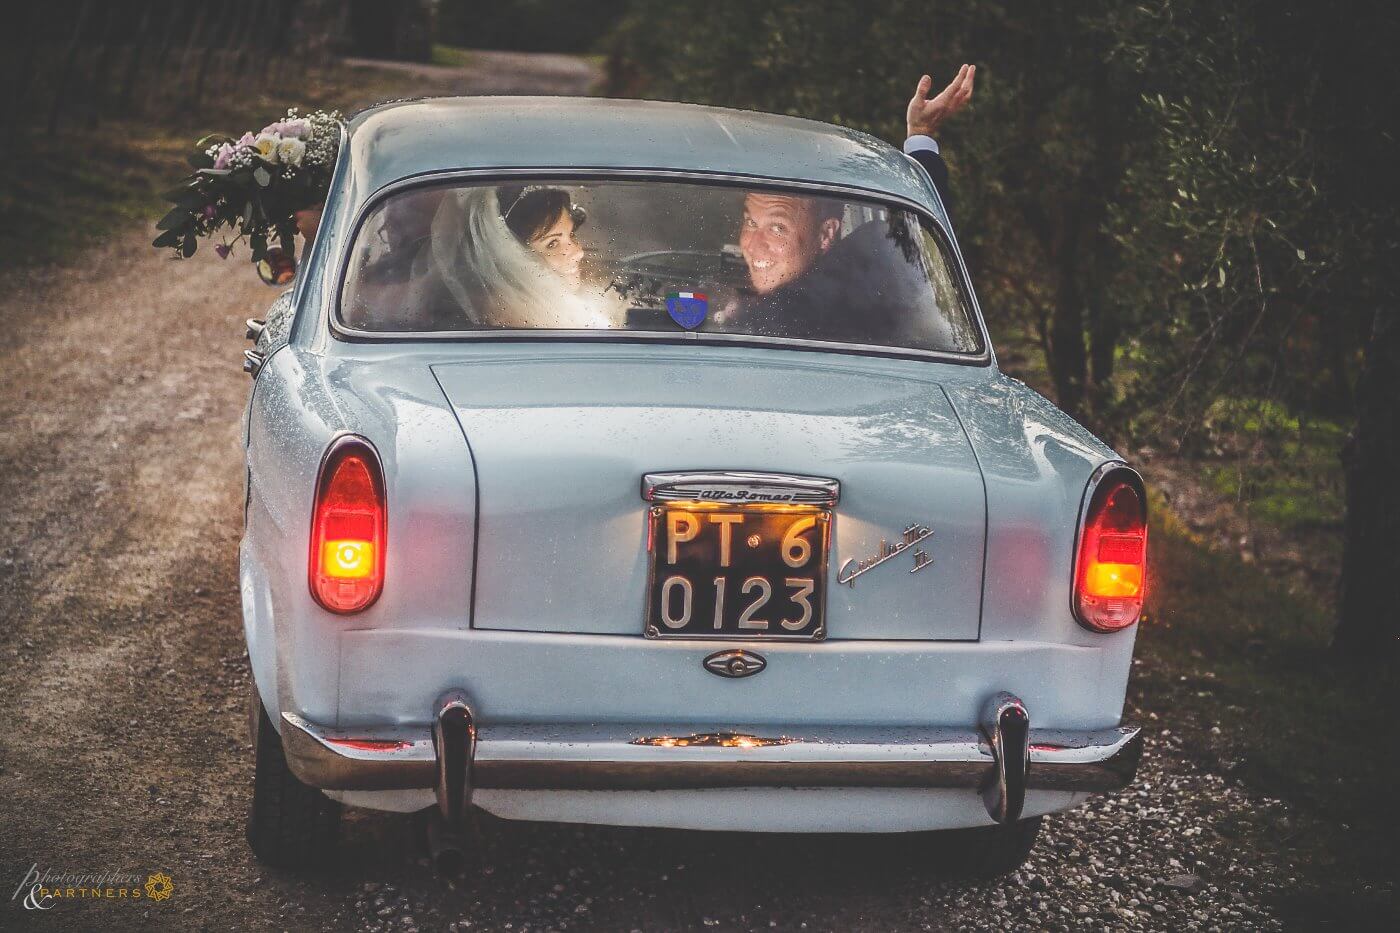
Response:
[426, 809, 468, 875]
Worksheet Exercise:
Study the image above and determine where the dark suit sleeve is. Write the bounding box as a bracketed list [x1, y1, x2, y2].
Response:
[907, 147, 953, 223]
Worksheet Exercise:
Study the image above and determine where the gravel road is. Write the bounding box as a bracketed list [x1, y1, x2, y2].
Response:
[1, 51, 1306, 932]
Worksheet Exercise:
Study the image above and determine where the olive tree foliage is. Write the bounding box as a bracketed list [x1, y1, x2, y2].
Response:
[607, 0, 1399, 658]
[1105, 2, 1359, 440]
[1107, 0, 1398, 657]
[606, 0, 1148, 424]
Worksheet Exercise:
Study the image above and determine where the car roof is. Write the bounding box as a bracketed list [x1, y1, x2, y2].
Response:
[343, 96, 941, 215]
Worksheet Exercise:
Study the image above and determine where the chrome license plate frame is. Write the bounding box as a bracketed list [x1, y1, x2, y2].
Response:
[643, 503, 831, 641]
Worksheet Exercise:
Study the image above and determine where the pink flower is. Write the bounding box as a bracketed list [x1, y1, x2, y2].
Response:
[215, 244, 232, 259]
[260, 118, 311, 139]
[201, 204, 217, 219]
[213, 142, 235, 170]
[237, 132, 256, 147]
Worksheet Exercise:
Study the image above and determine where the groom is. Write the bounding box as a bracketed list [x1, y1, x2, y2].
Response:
[730, 65, 976, 318]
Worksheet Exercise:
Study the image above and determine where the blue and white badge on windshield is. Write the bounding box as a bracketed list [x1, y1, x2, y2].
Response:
[665, 291, 708, 330]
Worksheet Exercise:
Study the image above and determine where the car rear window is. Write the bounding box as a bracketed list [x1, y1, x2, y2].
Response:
[339, 179, 984, 355]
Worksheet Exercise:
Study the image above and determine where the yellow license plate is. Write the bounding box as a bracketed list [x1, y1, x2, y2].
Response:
[644, 504, 830, 640]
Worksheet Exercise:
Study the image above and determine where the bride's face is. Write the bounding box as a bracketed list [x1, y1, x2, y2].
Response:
[526, 211, 584, 291]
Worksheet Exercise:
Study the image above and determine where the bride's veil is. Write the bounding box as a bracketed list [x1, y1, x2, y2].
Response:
[429, 186, 594, 329]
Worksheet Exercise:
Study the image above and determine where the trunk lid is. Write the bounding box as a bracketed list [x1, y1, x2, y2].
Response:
[432, 349, 986, 640]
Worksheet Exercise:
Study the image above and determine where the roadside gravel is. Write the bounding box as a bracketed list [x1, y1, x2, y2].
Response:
[331, 731, 1296, 933]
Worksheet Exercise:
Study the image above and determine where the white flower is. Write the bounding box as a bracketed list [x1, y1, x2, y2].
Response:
[277, 137, 306, 166]
[254, 134, 280, 163]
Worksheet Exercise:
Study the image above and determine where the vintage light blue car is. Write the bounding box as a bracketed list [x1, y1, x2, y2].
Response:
[240, 96, 1147, 875]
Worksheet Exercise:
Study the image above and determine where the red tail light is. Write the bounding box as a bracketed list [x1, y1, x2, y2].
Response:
[310, 437, 386, 614]
[1073, 469, 1147, 632]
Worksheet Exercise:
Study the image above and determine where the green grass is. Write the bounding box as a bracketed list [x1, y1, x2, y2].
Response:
[0, 136, 163, 268]
[0, 63, 431, 271]
[1135, 497, 1396, 919]
[1199, 397, 1347, 533]
[431, 45, 476, 69]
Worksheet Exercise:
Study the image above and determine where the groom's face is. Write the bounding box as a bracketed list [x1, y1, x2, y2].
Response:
[739, 193, 840, 295]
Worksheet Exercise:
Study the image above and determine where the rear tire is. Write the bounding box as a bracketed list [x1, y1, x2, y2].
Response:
[927, 816, 1041, 878]
[246, 692, 341, 870]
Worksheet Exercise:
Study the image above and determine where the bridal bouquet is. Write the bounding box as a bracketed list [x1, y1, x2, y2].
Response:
[153, 108, 342, 278]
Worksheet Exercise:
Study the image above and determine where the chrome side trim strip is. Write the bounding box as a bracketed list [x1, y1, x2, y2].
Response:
[281, 714, 1142, 795]
[642, 471, 840, 507]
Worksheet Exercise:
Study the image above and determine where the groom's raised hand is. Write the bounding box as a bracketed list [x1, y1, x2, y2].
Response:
[906, 64, 976, 138]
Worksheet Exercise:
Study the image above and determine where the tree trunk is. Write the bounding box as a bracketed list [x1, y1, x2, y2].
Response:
[85, 2, 118, 127]
[1084, 50, 1126, 424]
[1335, 302, 1400, 660]
[145, 3, 184, 111]
[118, 1, 156, 113]
[231, 0, 268, 93]
[1047, 244, 1089, 422]
[218, 0, 252, 96]
[47, 0, 94, 133]
[191, 1, 236, 106]
[3, 6, 39, 130]
[175, 3, 211, 94]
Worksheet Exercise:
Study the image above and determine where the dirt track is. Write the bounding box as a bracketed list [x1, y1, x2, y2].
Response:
[1, 52, 1307, 932]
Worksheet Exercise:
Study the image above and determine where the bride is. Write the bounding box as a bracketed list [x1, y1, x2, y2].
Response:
[427, 185, 616, 330]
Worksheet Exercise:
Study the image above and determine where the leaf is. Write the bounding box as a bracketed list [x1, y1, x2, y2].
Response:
[161, 182, 199, 202]
[156, 207, 192, 231]
[1217, 265, 1226, 287]
[187, 150, 215, 170]
[1296, 248, 1306, 261]
[162, 185, 207, 210]
[181, 236, 198, 258]
[152, 229, 181, 249]
[253, 167, 272, 187]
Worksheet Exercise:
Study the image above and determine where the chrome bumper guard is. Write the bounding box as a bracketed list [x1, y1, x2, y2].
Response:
[280, 692, 1142, 825]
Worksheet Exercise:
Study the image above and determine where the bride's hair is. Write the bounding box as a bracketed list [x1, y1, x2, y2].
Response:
[428, 186, 587, 328]
[501, 186, 587, 243]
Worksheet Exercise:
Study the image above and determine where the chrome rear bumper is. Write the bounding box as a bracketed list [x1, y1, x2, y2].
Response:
[280, 692, 1142, 825]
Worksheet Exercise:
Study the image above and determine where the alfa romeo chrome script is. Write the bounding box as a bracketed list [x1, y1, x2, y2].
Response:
[641, 471, 841, 508]
[837, 523, 933, 586]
